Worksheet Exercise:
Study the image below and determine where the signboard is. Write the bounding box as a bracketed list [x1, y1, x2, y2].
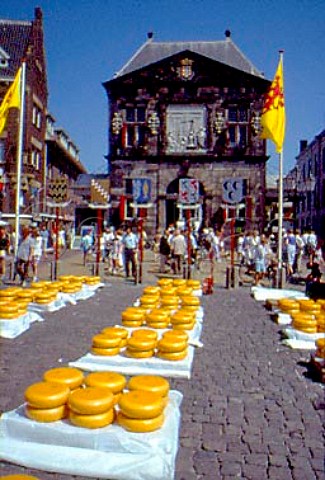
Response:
[179, 178, 199, 204]
[48, 178, 68, 203]
[222, 178, 244, 204]
[132, 178, 151, 204]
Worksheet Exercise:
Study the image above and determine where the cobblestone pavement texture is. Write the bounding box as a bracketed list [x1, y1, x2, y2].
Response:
[0, 250, 324, 480]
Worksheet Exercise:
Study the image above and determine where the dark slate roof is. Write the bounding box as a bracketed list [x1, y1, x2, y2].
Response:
[0, 19, 31, 79]
[114, 36, 264, 79]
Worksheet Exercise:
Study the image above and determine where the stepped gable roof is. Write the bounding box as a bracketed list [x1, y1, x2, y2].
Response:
[0, 18, 32, 79]
[114, 35, 264, 80]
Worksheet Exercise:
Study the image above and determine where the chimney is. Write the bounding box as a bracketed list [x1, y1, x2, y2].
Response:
[225, 29, 231, 39]
[300, 140, 308, 152]
[147, 32, 154, 40]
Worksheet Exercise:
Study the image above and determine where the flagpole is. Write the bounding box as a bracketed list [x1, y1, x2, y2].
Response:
[14, 61, 26, 258]
[277, 50, 284, 288]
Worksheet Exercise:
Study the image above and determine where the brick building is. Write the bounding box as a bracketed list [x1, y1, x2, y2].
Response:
[103, 31, 270, 236]
[0, 8, 86, 226]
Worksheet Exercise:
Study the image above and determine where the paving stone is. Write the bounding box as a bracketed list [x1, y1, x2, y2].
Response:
[267, 466, 293, 480]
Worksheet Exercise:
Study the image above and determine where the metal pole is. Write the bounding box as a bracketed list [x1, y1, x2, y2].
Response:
[186, 209, 191, 279]
[277, 149, 284, 288]
[14, 61, 26, 258]
[54, 206, 59, 279]
[95, 208, 102, 276]
[138, 208, 143, 284]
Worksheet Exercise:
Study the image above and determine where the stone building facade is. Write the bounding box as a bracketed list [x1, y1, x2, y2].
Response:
[103, 32, 270, 236]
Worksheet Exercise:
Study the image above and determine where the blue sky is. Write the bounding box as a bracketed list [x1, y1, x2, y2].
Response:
[2, 0, 325, 176]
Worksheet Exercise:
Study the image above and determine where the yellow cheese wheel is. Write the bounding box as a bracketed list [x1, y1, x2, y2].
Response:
[0, 475, 40, 480]
[128, 375, 169, 397]
[25, 404, 68, 423]
[157, 349, 188, 361]
[117, 411, 164, 432]
[295, 326, 318, 333]
[125, 348, 155, 358]
[316, 338, 325, 348]
[0, 287, 21, 297]
[34, 292, 56, 302]
[121, 310, 145, 322]
[124, 306, 149, 315]
[172, 279, 187, 287]
[140, 295, 160, 305]
[157, 278, 173, 287]
[68, 386, 114, 414]
[162, 330, 189, 342]
[171, 311, 195, 324]
[157, 337, 187, 353]
[143, 286, 160, 295]
[25, 382, 70, 408]
[69, 408, 114, 429]
[181, 296, 200, 306]
[118, 390, 164, 419]
[101, 326, 128, 339]
[179, 305, 199, 313]
[85, 371, 127, 393]
[0, 311, 22, 319]
[146, 311, 169, 323]
[149, 308, 170, 318]
[31, 281, 50, 289]
[91, 346, 120, 356]
[160, 287, 177, 296]
[126, 337, 156, 351]
[122, 320, 143, 328]
[187, 279, 201, 288]
[16, 289, 34, 300]
[176, 287, 193, 297]
[172, 321, 194, 330]
[0, 304, 20, 314]
[131, 329, 158, 341]
[92, 334, 122, 349]
[43, 367, 84, 390]
[124, 347, 155, 358]
[146, 321, 169, 329]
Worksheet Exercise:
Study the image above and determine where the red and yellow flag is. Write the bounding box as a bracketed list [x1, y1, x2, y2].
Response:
[260, 56, 285, 153]
[0, 67, 22, 135]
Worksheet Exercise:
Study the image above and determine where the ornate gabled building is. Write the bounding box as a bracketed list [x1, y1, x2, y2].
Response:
[103, 31, 270, 235]
[0, 7, 86, 226]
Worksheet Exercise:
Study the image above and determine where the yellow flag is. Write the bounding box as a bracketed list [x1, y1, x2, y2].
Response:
[260, 56, 285, 153]
[0, 67, 22, 135]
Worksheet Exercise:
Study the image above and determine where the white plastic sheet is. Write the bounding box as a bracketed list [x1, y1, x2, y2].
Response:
[282, 326, 324, 343]
[0, 311, 44, 339]
[0, 390, 183, 480]
[69, 346, 196, 378]
[251, 286, 307, 302]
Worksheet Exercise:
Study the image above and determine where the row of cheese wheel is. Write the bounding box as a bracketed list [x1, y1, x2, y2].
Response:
[275, 298, 325, 333]
[0, 276, 101, 318]
[23, 367, 170, 432]
[315, 337, 325, 359]
[121, 306, 197, 330]
[91, 326, 189, 360]
[1, 476, 40, 480]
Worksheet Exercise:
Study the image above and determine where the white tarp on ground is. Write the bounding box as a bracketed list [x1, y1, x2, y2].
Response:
[69, 346, 196, 379]
[281, 326, 324, 349]
[0, 311, 44, 339]
[0, 391, 182, 480]
[251, 286, 307, 302]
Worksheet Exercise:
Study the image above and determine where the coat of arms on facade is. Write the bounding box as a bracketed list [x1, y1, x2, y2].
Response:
[177, 58, 194, 81]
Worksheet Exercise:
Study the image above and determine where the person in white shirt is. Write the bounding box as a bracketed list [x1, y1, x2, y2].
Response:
[16, 226, 34, 285]
[30, 227, 43, 282]
[170, 229, 186, 274]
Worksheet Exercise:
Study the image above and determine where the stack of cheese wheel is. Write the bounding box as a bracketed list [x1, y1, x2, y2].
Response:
[101, 326, 129, 347]
[291, 313, 317, 333]
[315, 337, 325, 358]
[180, 295, 200, 314]
[43, 367, 84, 391]
[33, 290, 57, 305]
[117, 390, 165, 432]
[143, 285, 160, 296]
[160, 295, 179, 313]
[170, 309, 195, 330]
[91, 332, 122, 356]
[187, 279, 201, 291]
[156, 330, 188, 361]
[0, 288, 22, 319]
[84, 275, 101, 286]
[31, 280, 51, 289]
[160, 286, 177, 297]
[121, 308, 145, 328]
[131, 328, 158, 343]
[172, 278, 187, 288]
[162, 329, 189, 343]
[61, 278, 83, 294]
[24, 381, 69, 422]
[316, 299, 325, 311]
[146, 309, 170, 329]
[176, 286, 193, 297]
[277, 298, 301, 316]
[127, 375, 170, 407]
[68, 386, 115, 428]
[17, 288, 35, 303]
[157, 278, 173, 288]
[315, 313, 325, 333]
[85, 371, 127, 405]
[298, 299, 321, 315]
[59, 275, 74, 283]
[139, 294, 159, 310]
[125, 335, 156, 358]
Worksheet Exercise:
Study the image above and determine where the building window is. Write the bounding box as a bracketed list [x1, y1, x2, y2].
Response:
[32, 105, 42, 129]
[123, 107, 146, 148]
[227, 106, 248, 148]
[0, 141, 4, 163]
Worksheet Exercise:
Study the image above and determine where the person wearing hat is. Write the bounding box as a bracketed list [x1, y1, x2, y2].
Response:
[0, 223, 10, 283]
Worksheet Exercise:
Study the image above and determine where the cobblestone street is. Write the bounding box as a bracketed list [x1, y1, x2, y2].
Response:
[0, 250, 324, 479]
